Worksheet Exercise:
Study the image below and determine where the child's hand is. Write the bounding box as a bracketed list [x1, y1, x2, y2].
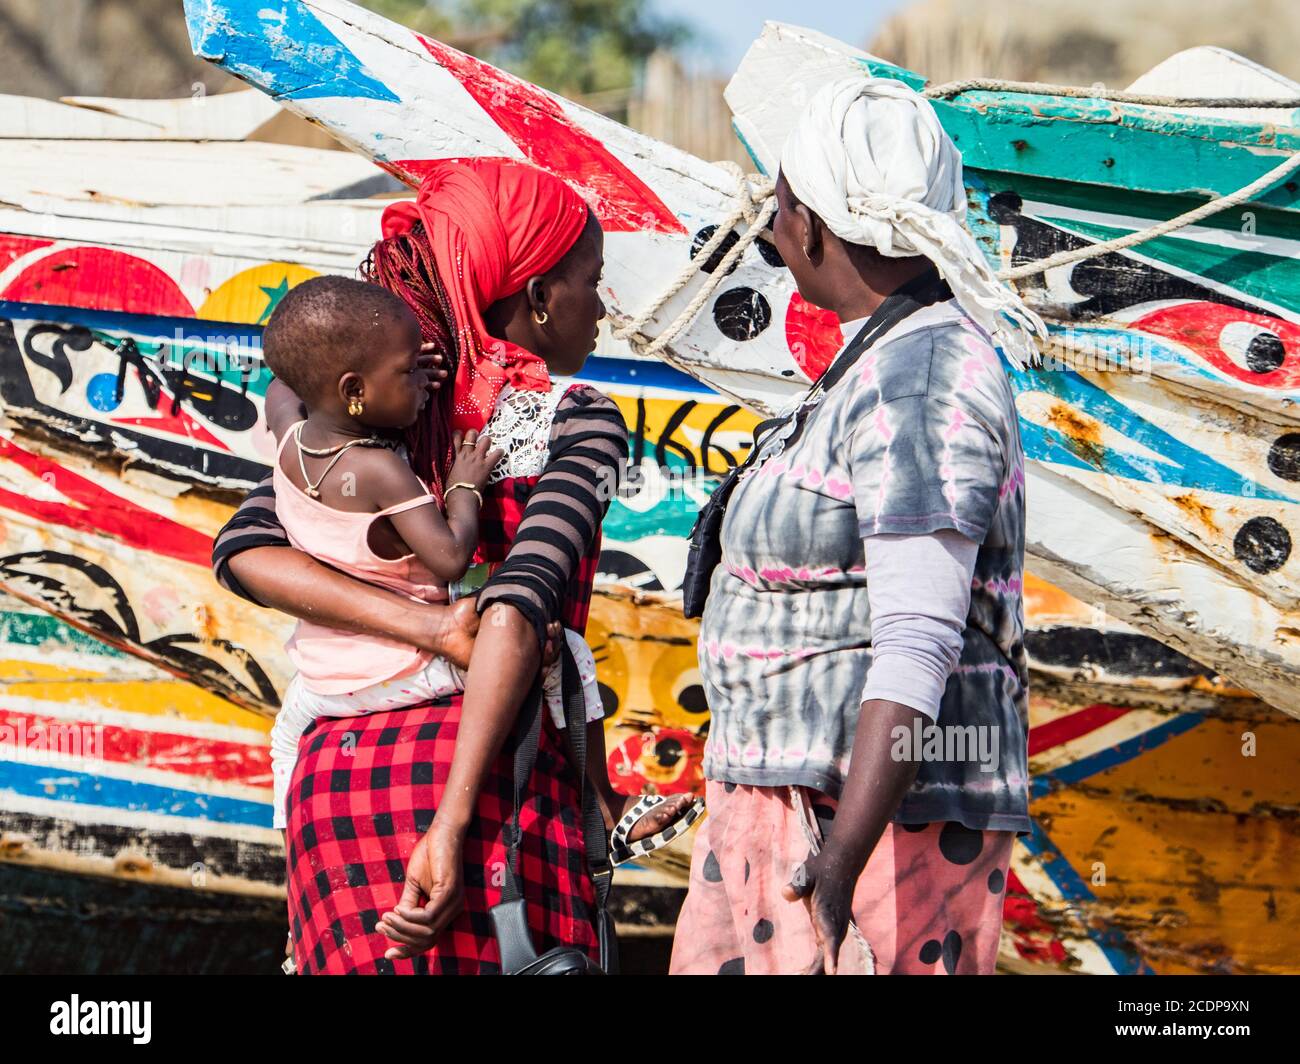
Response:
[417, 343, 450, 391]
[448, 430, 504, 491]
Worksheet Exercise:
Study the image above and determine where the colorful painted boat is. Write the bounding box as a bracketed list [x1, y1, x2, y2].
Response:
[180, 0, 1300, 716]
[1, 0, 1297, 973]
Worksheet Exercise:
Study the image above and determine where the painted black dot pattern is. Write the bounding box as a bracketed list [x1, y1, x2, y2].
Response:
[653, 737, 683, 768]
[718, 956, 746, 975]
[938, 822, 984, 865]
[691, 224, 740, 276]
[703, 850, 724, 882]
[712, 286, 772, 342]
[919, 939, 942, 964]
[988, 868, 1005, 895]
[753, 918, 775, 944]
[755, 234, 785, 268]
[1233, 516, 1292, 574]
[1267, 433, 1300, 482]
[677, 684, 709, 714]
[1245, 332, 1286, 374]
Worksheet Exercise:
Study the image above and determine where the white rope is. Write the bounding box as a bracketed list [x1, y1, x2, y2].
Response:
[611, 161, 775, 358]
[997, 149, 1300, 281]
[924, 78, 1300, 109]
[613, 84, 1300, 355]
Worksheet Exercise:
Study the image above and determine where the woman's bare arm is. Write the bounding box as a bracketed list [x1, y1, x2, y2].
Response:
[226, 546, 477, 668]
[431, 603, 539, 834]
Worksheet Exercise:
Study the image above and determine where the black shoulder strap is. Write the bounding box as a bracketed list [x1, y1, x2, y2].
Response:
[499, 646, 617, 972]
[736, 268, 950, 473]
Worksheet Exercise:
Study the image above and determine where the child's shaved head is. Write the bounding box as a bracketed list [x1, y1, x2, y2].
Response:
[261, 276, 417, 400]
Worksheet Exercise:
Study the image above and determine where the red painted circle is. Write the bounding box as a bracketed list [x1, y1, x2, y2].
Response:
[784, 291, 843, 381]
[2, 246, 194, 318]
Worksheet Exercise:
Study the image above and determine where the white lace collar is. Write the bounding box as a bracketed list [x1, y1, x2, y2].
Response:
[482, 383, 569, 483]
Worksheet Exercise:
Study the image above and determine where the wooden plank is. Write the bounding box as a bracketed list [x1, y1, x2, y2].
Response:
[0, 89, 280, 141]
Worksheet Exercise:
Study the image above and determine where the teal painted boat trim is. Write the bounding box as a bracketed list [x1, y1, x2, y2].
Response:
[934, 99, 1300, 212]
[0, 610, 124, 658]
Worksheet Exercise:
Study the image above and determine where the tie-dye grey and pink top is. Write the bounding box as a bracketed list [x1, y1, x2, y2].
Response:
[699, 299, 1030, 833]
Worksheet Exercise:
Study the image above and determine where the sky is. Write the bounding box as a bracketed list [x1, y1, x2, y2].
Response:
[649, 0, 910, 75]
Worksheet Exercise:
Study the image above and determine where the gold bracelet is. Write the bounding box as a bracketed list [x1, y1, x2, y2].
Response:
[445, 482, 483, 506]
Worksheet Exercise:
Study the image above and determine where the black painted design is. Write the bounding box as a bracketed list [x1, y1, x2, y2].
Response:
[718, 956, 745, 974]
[1267, 433, 1300, 482]
[677, 683, 708, 714]
[919, 938, 942, 964]
[753, 918, 775, 944]
[988, 868, 1005, 895]
[691, 225, 740, 276]
[755, 234, 785, 269]
[986, 191, 1264, 320]
[712, 287, 772, 341]
[0, 318, 265, 489]
[1025, 627, 1211, 680]
[1245, 332, 1286, 374]
[703, 850, 724, 882]
[1233, 516, 1292, 574]
[0, 550, 279, 706]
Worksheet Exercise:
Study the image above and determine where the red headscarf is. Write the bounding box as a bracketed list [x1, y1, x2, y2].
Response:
[380, 158, 590, 432]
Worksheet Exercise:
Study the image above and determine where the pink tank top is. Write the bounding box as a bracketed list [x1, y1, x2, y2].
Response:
[273, 424, 447, 695]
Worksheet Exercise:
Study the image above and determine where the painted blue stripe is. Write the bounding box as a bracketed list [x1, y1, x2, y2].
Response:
[573, 355, 719, 394]
[185, 0, 399, 103]
[1020, 819, 1154, 975]
[0, 759, 273, 828]
[1010, 360, 1297, 502]
[1031, 712, 1205, 799]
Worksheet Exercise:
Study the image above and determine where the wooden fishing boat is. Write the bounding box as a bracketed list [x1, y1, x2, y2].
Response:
[0, 0, 1296, 973]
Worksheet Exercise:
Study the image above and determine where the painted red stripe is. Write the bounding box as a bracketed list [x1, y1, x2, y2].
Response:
[413, 36, 684, 236]
[0, 707, 271, 787]
[0, 235, 53, 273]
[0, 436, 212, 568]
[1027, 702, 1131, 757]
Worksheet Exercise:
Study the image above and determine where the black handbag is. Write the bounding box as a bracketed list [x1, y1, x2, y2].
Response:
[490, 642, 617, 975]
[681, 270, 951, 618]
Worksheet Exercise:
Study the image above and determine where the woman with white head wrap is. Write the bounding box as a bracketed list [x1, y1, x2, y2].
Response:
[671, 76, 1030, 976]
[780, 76, 1046, 370]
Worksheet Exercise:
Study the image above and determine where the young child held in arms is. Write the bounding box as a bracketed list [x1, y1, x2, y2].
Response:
[259, 277, 604, 831]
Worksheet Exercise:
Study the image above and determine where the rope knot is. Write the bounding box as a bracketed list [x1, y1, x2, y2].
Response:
[612, 161, 777, 358]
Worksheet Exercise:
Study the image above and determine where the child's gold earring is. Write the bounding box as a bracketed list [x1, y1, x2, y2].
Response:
[532, 308, 548, 326]
[347, 397, 364, 417]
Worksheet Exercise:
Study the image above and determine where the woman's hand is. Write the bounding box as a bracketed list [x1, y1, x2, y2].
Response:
[378, 825, 466, 961]
[783, 848, 858, 975]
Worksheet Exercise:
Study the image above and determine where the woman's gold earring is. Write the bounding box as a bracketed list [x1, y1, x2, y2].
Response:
[532, 308, 549, 326]
[347, 397, 364, 417]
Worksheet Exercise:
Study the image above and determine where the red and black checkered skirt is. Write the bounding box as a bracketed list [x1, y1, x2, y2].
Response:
[285, 693, 598, 975]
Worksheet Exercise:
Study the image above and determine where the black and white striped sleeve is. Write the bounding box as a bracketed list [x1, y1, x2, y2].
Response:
[210, 475, 290, 605]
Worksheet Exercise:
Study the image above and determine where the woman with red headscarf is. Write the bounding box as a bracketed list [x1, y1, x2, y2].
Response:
[211, 158, 693, 973]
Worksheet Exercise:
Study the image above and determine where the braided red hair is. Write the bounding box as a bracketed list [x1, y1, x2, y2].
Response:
[362, 221, 457, 504]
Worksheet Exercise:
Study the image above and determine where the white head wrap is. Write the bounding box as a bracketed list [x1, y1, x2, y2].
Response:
[780, 76, 1045, 369]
